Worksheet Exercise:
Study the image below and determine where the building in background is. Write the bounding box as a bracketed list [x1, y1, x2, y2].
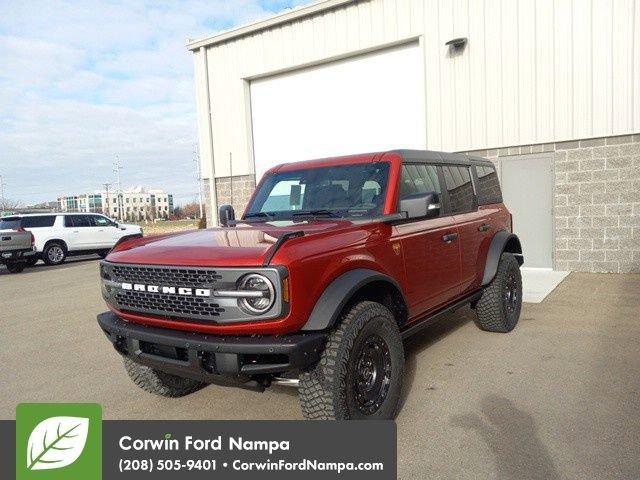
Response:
[188, 0, 640, 273]
[58, 187, 173, 221]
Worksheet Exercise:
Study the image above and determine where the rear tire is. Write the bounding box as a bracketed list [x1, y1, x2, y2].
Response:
[25, 256, 38, 267]
[6, 262, 25, 273]
[123, 358, 206, 397]
[43, 242, 66, 265]
[475, 252, 522, 332]
[299, 301, 404, 420]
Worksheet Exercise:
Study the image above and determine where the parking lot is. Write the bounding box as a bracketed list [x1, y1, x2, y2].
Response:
[1, 259, 639, 479]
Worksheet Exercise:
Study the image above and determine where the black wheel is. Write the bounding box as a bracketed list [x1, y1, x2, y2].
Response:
[98, 250, 109, 259]
[475, 252, 522, 332]
[42, 242, 66, 265]
[299, 301, 404, 420]
[25, 256, 39, 267]
[6, 262, 25, 273]
[123, 358, 206, 397]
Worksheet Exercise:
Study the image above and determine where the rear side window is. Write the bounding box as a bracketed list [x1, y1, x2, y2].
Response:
[0, 217, 21, 230]
[400, 164, 441, 198]
[442, 166, 477, 214]
[20, 215, 56, 228]
[475, 164, 503, 204]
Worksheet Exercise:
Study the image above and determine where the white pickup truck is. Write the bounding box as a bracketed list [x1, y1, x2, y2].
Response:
[0, 213, 142, 266]
[0, 228, 37, 273]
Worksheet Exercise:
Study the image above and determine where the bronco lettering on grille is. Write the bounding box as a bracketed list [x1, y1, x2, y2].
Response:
[120, 282, 211, 297]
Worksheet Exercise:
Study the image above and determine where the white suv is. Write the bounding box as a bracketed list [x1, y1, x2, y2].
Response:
[0, 213, 143, 265]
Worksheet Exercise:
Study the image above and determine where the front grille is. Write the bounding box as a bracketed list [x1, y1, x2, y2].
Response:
[101, 261, 284, 324]
[115, 291, 225, 318]
[111, 264, 222, 287]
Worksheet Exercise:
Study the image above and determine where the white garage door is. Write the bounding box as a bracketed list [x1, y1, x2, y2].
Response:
[250, 42, 425, 181]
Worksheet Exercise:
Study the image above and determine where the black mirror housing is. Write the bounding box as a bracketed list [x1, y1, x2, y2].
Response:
[218, 204, 236, 227]
[399, 192, 440, 219]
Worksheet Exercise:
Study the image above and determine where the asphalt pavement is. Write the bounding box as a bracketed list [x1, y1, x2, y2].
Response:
[1, 259, 638, 479]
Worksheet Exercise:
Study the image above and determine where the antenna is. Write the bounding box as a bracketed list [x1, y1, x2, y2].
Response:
[229, 152, 233, 207]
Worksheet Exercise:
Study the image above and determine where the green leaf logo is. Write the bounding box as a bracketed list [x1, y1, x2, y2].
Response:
[26, 416, 89, 470]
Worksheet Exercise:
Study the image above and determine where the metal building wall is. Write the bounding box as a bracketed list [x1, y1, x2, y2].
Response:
[191, 0, 640, 207]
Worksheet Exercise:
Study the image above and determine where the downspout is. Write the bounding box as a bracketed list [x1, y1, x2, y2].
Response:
[200, 46, 218, 226]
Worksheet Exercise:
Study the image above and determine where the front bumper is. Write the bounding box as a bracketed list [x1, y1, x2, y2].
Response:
[97, 311, 325, 386]
[0, 248, 36, 262]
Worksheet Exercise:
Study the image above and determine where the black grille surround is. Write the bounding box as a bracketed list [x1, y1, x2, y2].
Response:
[100, 261, 286, 324]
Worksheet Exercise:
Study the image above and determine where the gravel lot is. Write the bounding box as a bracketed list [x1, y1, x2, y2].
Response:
[1, 259, 638, 479]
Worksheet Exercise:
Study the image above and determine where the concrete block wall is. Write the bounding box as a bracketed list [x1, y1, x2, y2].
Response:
[203, 175, 256, 227]
[466, 134, 640, 273]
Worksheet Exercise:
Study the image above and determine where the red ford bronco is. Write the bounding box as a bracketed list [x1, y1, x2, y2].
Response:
[98, 150, 523, 420]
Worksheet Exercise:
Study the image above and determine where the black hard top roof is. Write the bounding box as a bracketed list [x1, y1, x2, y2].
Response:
[390, 149, 493, 166]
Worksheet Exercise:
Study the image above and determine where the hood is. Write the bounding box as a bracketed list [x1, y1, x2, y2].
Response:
[106, 219, 368, 267]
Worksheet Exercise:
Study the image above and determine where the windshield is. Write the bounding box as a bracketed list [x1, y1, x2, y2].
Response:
[0, 217, 21, 230]
[245, 162, 390, 221]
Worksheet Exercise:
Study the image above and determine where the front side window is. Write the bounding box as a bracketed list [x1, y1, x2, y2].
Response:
[442, 166, 477, 214]
[400, 164, 441, 199]
[245, 162, 390, 221]
[91, 215, 114, 227]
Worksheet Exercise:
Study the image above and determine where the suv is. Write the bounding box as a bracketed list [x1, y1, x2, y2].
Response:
[97, 150, 523, 420]
[0, 213, 143, 266]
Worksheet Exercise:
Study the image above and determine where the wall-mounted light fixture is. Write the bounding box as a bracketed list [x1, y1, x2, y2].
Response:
[445, 37, 468, 52]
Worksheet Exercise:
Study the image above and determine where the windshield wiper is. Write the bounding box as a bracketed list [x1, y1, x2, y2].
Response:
[243, 211, 276, 221]
[291, 209, 341, 218]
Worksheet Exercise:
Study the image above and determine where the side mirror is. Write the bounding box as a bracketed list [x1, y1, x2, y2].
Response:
[399, 192, 440, 219]
[218, 204, 235, 227]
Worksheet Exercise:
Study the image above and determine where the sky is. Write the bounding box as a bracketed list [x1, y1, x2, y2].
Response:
[0, 0, 311, 207]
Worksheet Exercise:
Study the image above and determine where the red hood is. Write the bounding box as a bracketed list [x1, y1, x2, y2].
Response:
[106, 220, 368, 267]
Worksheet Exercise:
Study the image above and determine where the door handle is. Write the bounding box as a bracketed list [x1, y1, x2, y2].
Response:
[442, 233, 459, 243]
[478, 223, 490, 232]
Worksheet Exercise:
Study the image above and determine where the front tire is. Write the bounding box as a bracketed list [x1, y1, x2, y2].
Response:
[299, 301, 404, 420]
[43, 242, 66, 265]
[475, 252, 522, 332]
[123, 358, 206, 397]
[5, 262, 25, 273]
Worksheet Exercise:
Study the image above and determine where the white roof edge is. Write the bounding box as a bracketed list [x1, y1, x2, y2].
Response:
[186, 0, 359, 51]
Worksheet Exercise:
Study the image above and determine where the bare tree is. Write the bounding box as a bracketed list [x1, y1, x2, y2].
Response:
[0, 198, 22, 212]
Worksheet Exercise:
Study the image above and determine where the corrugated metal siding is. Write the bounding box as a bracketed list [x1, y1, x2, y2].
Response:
[195, 0, 640, 179]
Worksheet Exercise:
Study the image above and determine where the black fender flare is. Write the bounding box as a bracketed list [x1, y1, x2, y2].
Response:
[482, 230, 524, 286]
[301, 268, 407, 331]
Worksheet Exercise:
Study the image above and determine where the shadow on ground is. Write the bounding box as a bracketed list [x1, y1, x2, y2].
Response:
[451, 395, 560, 480]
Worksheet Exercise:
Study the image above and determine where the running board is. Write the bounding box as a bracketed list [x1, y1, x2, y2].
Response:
[400, 291, 482, 340]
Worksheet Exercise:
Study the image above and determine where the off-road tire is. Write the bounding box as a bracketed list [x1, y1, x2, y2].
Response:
[299, 301, 404, 420]
[123, 358, 206, 397]
[475, 252, 522, 332]
[5, 262, 25, 273]
[42, 242, 67, 265]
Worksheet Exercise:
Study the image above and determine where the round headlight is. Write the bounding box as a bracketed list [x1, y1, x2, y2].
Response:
[237, 273, 275, 314]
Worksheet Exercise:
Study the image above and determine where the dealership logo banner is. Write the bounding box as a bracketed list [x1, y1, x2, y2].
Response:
[3, 409, 396, 479]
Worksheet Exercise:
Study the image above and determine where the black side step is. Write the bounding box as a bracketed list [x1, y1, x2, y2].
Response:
[400, 291, 482, 340]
